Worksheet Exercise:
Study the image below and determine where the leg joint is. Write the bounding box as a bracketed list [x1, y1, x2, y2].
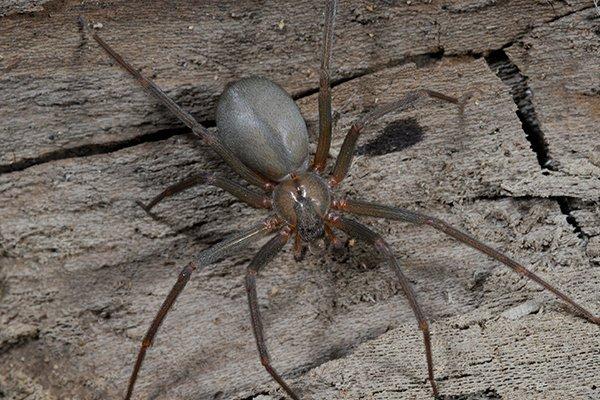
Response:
[260, 355, 270, 367]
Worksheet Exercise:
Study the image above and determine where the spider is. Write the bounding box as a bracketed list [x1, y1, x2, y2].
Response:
[79, 1, 599, 399]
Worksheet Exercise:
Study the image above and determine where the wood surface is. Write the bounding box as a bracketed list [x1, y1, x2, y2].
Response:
[1, 1, 598, 399]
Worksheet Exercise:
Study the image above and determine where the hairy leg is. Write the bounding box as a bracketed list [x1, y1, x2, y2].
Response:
[334, 198, 600, 325]
[124, 218, 282, 400]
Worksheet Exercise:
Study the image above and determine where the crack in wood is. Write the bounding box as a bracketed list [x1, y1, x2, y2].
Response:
[0, 126, 190, 174]
[484, 49, 589, 241]
[484, 49, 553, 170]
[439, 388, 502, 400]
[0, 49, 447, 176]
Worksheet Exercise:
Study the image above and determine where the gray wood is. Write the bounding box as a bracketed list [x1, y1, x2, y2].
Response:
[0, 0, 51, 17]
[1, 2, 598, 400]
[504, 8, 600, 268]
[0, 0, 593, 170]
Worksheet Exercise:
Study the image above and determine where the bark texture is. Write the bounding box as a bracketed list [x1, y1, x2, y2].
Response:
[0, 1, 598, 400]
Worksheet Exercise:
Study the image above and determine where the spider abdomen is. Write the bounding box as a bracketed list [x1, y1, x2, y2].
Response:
[216, 76, 309, 182]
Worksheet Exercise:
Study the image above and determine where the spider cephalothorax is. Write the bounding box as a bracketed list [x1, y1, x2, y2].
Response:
[80, 1, 599, 399]
[273, 172, 331, 245]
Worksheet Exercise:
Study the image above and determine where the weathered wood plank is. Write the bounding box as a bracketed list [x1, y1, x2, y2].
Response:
[304, 311, 599, 399]
[1, 53, 598, 400]
[0, 0, 51, 17]
[0, 0, 591, 170]
[493, 7, 600, 201]
[502, 8, 600, 289]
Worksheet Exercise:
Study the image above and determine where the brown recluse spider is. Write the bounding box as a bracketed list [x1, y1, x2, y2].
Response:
[79, 1, 599, 399]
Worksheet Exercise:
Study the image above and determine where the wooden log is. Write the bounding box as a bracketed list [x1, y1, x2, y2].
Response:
[0, 2, 598, 400]
[0, 0, 592, 170]
[503, 8, 600, 270]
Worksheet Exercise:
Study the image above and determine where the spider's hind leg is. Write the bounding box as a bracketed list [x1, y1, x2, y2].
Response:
[327, 214, 440, 396]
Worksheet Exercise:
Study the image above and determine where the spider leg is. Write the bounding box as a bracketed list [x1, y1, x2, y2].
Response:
[78, 17, 274, 191]
[324, 224, 344, 249]
[138, 172, 272, 213]
[313, 0, 338, 172]
[330, 90, 466, 187]
[334, 198, 600, 325]
[326, 214, 439, 396]
[124, 218, 282, 400]
[245, 227, 301, 400]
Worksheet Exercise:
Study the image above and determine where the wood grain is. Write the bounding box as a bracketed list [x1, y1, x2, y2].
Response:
[0, 0, 592, 170]
[1, 1, 598, 400]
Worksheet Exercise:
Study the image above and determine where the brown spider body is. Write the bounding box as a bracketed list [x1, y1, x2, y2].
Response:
[272, 171, 332, 255]
[215, 75, 333, 245]
[78, 1, 599, 399]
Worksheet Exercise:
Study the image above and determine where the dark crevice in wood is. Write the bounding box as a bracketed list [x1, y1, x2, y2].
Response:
[554, 197, 588, 241]
[463, 194, 541, 203]
[0, 126, 195, 175]
[239, 391, 272, 400]
[438, 388, 502, 400]
[484, 49, 553, 170]
[372, 388, 408, 395]
[484, 49, 588, 242]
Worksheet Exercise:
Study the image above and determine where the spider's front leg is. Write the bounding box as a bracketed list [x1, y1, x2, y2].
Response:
[312, 0, 338, 172]
[78, 17, 274, 191]
[124, 217, 282, 400]
[244, 226, 302, 400]
[326, 214, 440, 397]
[333, 198, 600, 325]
